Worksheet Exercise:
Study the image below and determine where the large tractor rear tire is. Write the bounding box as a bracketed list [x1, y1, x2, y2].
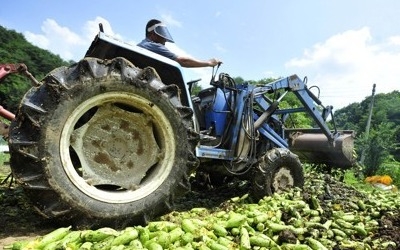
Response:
[252, 148, 304, 200]
[8, 57, 198, 228]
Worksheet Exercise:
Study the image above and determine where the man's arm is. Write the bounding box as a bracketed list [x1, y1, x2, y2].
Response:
[175, 56, 221, 68]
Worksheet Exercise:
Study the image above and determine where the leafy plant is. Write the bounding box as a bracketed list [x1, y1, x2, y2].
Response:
[0, 25, 70, 113]
[376, 158, 400, 187]
[357, 122, 398, 176]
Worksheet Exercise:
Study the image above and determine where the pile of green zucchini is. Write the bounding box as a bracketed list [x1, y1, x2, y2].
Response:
[5, 172, 399, 250]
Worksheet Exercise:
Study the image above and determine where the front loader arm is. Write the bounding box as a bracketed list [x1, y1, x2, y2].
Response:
[284, 75, 335, 141]
[260, 74, 335, 141]
[255, 74, 355, 168]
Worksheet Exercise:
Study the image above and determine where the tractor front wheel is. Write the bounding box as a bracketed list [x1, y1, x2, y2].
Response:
[252, 148, 304, 200]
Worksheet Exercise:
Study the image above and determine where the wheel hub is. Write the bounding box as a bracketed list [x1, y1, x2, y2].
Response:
[70, 103, 161, 190]
[272, 167, 294, 192]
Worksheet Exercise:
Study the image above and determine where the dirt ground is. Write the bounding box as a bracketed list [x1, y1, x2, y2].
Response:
[0, 179, 58, 248]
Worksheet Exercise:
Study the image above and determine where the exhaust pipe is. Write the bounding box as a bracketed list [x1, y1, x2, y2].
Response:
[287, 129, 355, 168]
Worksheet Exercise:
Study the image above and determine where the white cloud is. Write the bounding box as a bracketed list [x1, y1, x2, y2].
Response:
[24, 19, 86, 60]
[23, 17, 125, 62]
[83, 16, 123, 41]
[24, 31, 50, 49]
[285, 27, 400, 110]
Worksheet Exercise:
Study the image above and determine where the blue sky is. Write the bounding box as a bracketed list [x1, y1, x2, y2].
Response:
[1, 0, 400, 110]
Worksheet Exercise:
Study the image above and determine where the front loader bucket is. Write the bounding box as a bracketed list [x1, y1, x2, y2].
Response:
[287, 129, 355, 168]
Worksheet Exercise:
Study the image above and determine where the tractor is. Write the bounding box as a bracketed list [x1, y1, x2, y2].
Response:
[0, 27, 355, 228]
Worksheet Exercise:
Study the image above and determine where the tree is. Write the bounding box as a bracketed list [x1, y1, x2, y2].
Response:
[333, 102, 363, 131]
[334, 90, 400, 163]
[233, 76, 245, 84]
[357, 122, 398, 176]
[234, 76, 314, 129]
[190, 81, 202, 96]
[0, 25, 70, 113]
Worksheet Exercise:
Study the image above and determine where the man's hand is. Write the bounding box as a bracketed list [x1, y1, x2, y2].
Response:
[208, 58, 222, 67]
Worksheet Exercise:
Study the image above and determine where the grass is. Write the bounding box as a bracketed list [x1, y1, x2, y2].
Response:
[0, 152, 11, 181]
[343, 169, 375, 192]
[0, 152, 9, 167]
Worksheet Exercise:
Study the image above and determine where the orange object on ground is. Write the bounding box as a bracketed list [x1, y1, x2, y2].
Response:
[365, 175, 393, 185]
